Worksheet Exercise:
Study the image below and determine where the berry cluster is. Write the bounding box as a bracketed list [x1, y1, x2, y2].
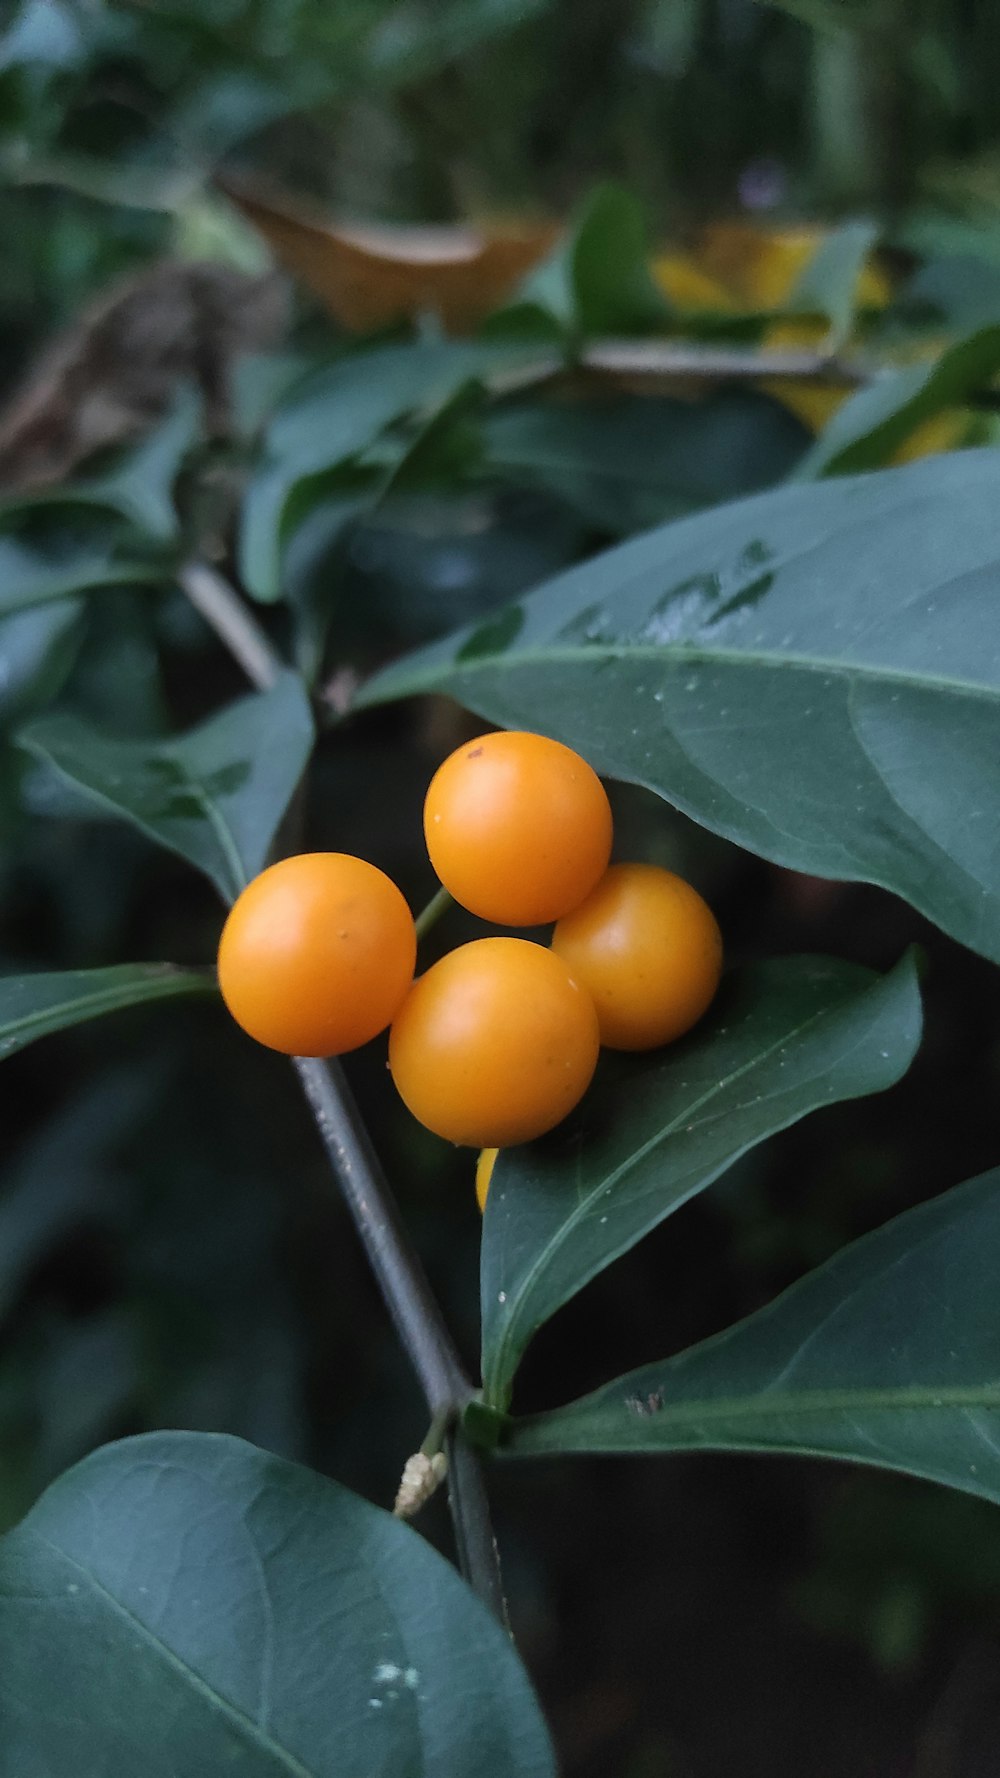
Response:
[217, 731, 722, 1165]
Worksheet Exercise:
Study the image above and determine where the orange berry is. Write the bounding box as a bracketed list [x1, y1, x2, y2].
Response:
[552, 864, 722, 1050]
[389, 937, 600, 1147]
[218, 853, 416, 1056]
[423, 730, 612, 926]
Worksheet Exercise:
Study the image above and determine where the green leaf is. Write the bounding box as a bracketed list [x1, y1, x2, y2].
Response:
[518, 181, 671, 339]
[0, 600, 84, 725]
[0, 0, 84, 71]
[887, 255, 1000, 337]
[798, 325, 1000, 477]
[0, 964, 215, 1060]
[895, 212, 1000, 271]
[284, 492, 372, 685]
[0, 1431, 555, 1777]
[787, 218, 878, 345]
[76, 388, 201, 542]
[0, 535, 161, 617]
[571, 182, 672, 336]
[480, 952, 920, 1410]
[359, 450, 1000, 966]
[378, 378, 486, 497]
[0, 392, 199, 546]
[504, 1168, 1000, 1515]
[239, 342, 538, 601]
[18, 671, 314, 902]
[483, 390, 808, 533]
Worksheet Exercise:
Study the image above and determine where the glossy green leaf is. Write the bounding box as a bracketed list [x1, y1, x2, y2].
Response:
[0, 1431, 555, 1778]
[787, 218, 878, 345]
[504, 1168, 1000, 1515]
[0, 964, 215, 1060]
[239, 342, 538, 601]
[480, 952, 920, 1409]
[18, 671, 314, 901]
[360, 450, 1000, 966]
[798, 325, 1000, 476]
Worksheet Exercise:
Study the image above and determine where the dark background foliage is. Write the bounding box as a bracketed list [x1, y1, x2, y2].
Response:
[3, 3, 1000, 1773]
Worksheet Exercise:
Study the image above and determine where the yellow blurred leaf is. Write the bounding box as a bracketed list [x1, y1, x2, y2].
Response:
[759, 315, 849, 432]
[696, 222, 890, 312]
[651, 253, 736, 314]
[219, 177, 557, 335]
[890, 408, 970, 463]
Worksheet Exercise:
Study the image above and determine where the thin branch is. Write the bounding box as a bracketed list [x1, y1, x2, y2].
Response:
[484, 339, 879, 399]
[293, 1056, 469, 1416]
[582, 339, 876, 385]
[294, 1057, 507, 1618]
[446, 1433, 510, 1631]
[179, 560, 285, 690]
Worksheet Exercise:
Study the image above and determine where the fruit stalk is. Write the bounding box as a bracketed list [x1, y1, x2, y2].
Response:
[295, 1056, 508, 1621]
[293, 1055, 469, 1418]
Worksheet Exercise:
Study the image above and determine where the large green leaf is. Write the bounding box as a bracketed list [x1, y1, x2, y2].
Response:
[239, 342, 539, 601]
[480, 953, 920, 1410]
[0, 964, 215, 1060]
[503, 1169, 1000, 1515]
[359, 450, 1000, 965]
[18, 671, 314, 901]
[0, 1431, 555, 1778]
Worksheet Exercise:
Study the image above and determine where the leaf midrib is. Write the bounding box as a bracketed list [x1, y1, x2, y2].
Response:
[485, 989, 856, 1399]
[0, 971, 211, 1044]
[30, 1533, 320, 1778]
[373, 639, 1000, 706]
[22, 727, 247, 903]
[513, 1379, 1000, 1444]
[177, 762, 247, 901]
